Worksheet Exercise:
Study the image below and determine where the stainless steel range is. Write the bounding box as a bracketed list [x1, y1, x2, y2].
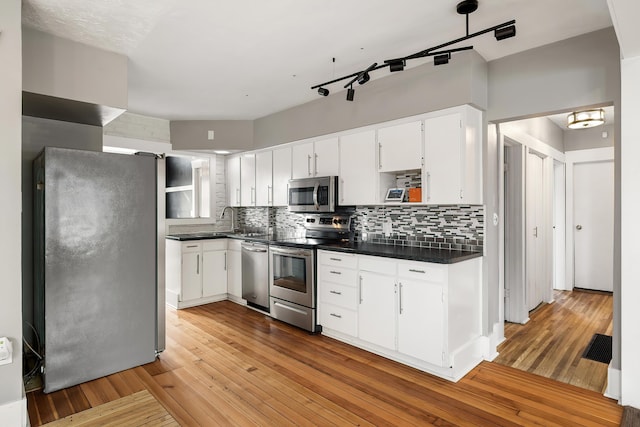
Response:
[269, 214, 351, 332]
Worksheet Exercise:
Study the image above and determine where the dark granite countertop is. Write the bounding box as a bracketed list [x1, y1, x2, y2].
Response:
[317, 241, 482, 264]
[166, 232, 481, 264]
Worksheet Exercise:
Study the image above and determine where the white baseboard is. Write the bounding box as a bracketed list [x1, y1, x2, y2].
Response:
[605, 363, 621, 401]
[0, 394, 28, 427]
[481, 322, 503, 361]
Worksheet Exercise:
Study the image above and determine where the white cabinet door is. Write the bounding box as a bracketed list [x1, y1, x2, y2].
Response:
[397, 279, 445, 366]
[339, 130, 377, 206]
[424, 112, 462, 204]
[255, 151, 273, 206]
[377, 121, 423, 172]
[202, 250, 228, 297]
[272, 146, 292, 206]
[181, 252, 201, 301]
[240, 153, 256, 206]
[227, 248, 242, 299]
[226, 156, 241, 207]
[314, 137, 339, 177]
[358, 271, 396, 350]
[292, 142, 314, 179]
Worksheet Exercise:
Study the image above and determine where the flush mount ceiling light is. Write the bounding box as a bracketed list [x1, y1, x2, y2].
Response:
[567, 109, 605, 129]
[311, 0, 515, 101]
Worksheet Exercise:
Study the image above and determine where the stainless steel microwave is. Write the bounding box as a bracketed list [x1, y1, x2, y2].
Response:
[288, 176, 337, 212]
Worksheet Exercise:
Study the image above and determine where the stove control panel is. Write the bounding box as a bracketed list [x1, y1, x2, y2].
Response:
[304, 214, 351, 231]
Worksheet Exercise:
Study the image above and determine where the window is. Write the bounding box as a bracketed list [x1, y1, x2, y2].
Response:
[165, 155, 211, 219]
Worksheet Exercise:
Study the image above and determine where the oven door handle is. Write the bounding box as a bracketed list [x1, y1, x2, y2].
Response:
[270, 246, 311, 257]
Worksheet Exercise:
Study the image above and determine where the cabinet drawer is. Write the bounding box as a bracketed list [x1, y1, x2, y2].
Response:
[320, 283, 358, 310]
[397, 261, 445, 283]
[181, 242, 202, 253]
[320, 304, 357, 337]
[203, 239, 227, 251]
[319, 250, 357, 269]
[319, 265, 357, 287]
[358, 254, 397, 275]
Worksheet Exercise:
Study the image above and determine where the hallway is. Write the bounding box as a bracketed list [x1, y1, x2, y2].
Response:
[495, 289, 613, 393]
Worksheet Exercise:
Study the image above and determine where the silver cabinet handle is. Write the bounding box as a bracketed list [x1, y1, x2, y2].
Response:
[186, 245, 198, 248]
[426, 172, 431, 201]
[329, 257, 342, 262]
[399, 282, 403, 314]
[359, 275, 363, 304]
[329, 270, 341, 275]
[267, 185, 273, 205]
[408, 269, 425, 274]
[236, 188, 240, 205]
[314, 153, 318, 176]
[251, 187, 255, 205]
[196, 254, 200, 275]
[224, 252, 227, 271]
[307, 154, 312, 176]
[378, 142, 382, 169]
[533, 226, 538, 237]
[329, 290, 342, 295]
[330, 313, 342, 319]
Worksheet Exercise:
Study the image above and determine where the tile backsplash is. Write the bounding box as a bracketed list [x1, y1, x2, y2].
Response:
[234, 205, 483, 252]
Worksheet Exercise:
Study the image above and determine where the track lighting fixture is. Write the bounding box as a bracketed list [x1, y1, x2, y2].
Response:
[495, 25, 516, 41]
[311, 1, 516, 102]
[388, 59, 406, 72]
[434, 53, 451, 66]
[346, 85, 355, 101]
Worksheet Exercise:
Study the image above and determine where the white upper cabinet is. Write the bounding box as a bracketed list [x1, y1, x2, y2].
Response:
[424, 105, 482, 205]
[272, 146, 292, 206]
[255, 150, 273, 206]
[339, 130, 377, 206]
[292, 142, 314, 179]
[226, 155, 241, 207]
[291, 137, 339, 179]
[377, 120, 423, 172]
[313, 137, 339, 177]
[240, 153, 256, 206]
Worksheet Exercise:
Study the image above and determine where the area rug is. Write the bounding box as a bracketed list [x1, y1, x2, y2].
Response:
[582, 333, 612, 364]
[43, 390, 178, 426]
[621, 405, 640, 427]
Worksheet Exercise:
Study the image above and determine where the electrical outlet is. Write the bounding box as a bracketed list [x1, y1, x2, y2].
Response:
[383, 221, 392, 237]
[0, 337, 12, 366]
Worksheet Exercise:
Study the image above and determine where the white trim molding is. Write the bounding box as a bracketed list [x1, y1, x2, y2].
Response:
[0, 395, 28, 427]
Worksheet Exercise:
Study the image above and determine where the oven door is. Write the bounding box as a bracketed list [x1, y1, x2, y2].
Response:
[269, 246, 315, 308]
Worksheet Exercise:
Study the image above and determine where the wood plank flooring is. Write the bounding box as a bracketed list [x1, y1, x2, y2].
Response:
[495, 289, 613, 393]
[29, 300, 622, 426]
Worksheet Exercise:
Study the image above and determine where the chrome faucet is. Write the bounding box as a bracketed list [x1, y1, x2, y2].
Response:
[219, 206, 236, 232]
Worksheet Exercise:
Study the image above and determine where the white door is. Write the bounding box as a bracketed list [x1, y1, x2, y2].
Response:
[526, 152, 545, 311]
[377, 121, 423, 172]
[573, 160, 614, 291]
[292, 142, 314, 179]
[339, 130, 376, 205]
[181, 251, 201, 301]
[202, 250, 227, 297]
[240, 153, 256, 206]
[226, 156, 241, 207]
[424, 112, 462, 204]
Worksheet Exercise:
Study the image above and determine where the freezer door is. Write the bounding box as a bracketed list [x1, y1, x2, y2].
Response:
[37, 147, 158, 393]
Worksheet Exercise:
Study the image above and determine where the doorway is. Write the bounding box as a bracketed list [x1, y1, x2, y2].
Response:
[525, 150, 546, 311]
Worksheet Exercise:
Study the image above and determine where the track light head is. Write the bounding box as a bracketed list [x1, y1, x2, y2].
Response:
[357, 72, 370, 85]
[434, 53, 450, 66]
[346, 86, 355, 101]
[317, 87, 330, 96]
[495, 25, 516, 41]
[389, 59, 406, 72]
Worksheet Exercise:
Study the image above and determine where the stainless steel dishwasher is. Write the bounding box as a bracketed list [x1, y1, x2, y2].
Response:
[241, 241, 270, 311]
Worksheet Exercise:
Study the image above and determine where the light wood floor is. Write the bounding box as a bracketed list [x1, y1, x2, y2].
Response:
[495, 289, 613, 393]
[29, 300, 622, 426]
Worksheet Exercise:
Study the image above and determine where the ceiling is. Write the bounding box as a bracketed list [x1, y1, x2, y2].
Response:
[22, 0, 613, 121]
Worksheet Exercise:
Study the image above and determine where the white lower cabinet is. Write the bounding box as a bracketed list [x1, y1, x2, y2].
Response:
[166, 239, 229, 309]
[317, 249, 482, 381]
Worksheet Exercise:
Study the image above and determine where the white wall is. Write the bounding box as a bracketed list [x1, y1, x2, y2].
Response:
[620, 55, 640, 407]
[0, 0, 27, 424]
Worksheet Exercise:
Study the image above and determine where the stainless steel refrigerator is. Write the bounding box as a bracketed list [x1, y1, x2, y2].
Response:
[33, 147, 165, 393]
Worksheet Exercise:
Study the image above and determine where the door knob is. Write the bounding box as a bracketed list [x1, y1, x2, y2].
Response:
[576, 225, 583, 230]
